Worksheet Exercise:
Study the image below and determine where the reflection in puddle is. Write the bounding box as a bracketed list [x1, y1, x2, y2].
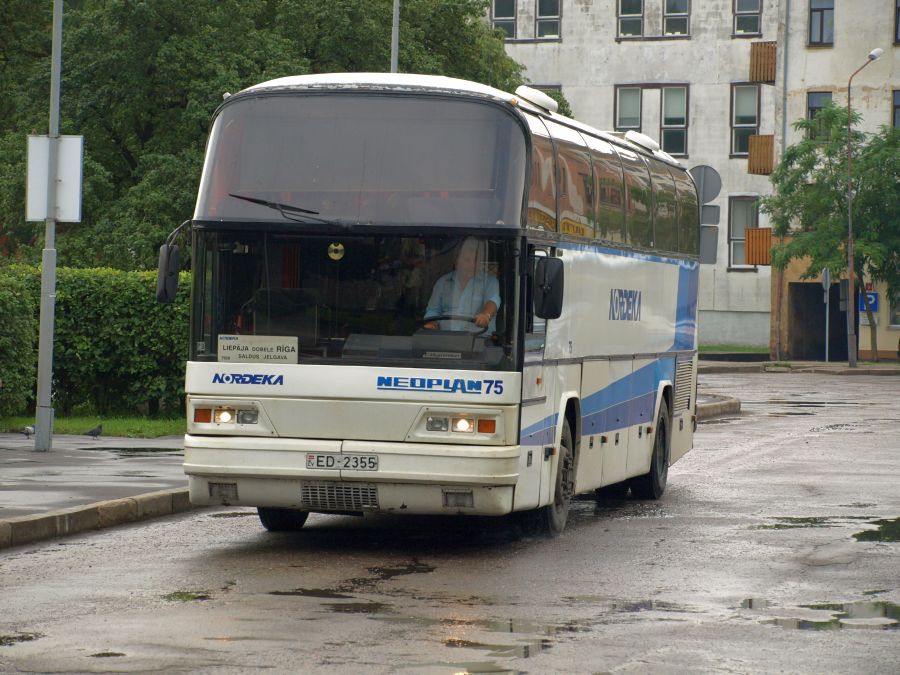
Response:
[444, 636, 552, 658]
[742, 599, 900, 631]
[324, 601, 391, 614]
[853, 517, 900, 542]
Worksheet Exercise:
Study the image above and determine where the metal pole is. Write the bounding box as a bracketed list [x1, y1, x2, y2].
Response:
[825, 290, 829, 363]
[390, 0, 400, 73]
[34, 0, 63, 451]
[846, 55, 878, 369]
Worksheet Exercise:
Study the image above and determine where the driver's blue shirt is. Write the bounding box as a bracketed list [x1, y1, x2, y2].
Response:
[424, 271, 501, 332]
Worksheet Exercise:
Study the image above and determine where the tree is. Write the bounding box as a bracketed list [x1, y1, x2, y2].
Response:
[761, 105, 900, 361]
[0, 0, 524, 270]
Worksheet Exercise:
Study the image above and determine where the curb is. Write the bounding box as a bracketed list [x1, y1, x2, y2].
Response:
[696, 397, 741, 420]
[0, 488, 197, 551]
[1, 400, 740, 549]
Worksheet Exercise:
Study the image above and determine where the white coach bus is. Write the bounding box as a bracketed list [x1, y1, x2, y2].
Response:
[157, 73, 713, 536]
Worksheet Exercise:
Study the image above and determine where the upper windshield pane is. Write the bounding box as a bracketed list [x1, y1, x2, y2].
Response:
[196, 93, 526, 227]
[192, 231, 518, 371]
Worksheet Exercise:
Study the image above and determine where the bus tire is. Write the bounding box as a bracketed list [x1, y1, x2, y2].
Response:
[257, 507, 309, 532]
[522, 420, 575, 537]
[630, 399, 669, 500]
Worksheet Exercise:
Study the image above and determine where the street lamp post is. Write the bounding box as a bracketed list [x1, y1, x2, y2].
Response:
[845, 47, 883, 368]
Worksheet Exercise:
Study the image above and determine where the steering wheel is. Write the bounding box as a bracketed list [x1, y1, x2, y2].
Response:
[422, 314, 489, 336]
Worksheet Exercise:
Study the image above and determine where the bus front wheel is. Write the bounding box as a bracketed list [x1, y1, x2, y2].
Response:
[257, 507, 309, 532]
[630, 399, 669, 500]
[522, 420, 575, 537]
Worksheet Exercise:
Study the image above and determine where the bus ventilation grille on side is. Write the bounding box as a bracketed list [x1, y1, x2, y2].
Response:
[674, 361, 694, 413]
[300, 482, 379, 511]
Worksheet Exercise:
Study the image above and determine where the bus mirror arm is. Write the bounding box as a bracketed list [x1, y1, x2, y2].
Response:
[156, 220, 190, 303]
[534, 257, 564, 320]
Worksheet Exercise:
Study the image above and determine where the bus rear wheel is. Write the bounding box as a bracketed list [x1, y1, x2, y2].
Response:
[630, 399, 669, 500]
[522, 420, 575, 537]
[257, 507, 309, 532]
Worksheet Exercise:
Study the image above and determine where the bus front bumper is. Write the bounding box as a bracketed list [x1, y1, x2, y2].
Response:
[183, 434, 520, 516]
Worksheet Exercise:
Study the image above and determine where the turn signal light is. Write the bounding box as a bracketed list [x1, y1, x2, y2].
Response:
[476, 419, 496, 434]
[194, 408, 212, 424]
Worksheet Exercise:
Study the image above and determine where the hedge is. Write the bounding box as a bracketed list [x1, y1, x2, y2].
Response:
[0, 268, 37, 416]
[0, 265, 190, 416]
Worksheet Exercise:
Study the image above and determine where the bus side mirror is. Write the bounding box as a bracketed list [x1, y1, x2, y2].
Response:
[699, 225, 718, 265]
[534, 257, 564, 320]
[156, 243, 180, 303]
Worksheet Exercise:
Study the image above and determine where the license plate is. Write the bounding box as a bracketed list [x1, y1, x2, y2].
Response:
[305, 453, 378, 471]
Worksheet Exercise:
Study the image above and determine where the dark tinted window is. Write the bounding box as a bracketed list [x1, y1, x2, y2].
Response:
[545, 121, 593, 239]
[583, 134, 625, 243]
[526, 115, 557, 231]
[196, 94, 526, 227]
[616, 147, 653, 248]
[671, 168, 699, 255]
[648, 158, 678, 252]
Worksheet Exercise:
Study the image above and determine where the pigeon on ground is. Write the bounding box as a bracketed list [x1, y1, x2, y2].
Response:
[85, 424, 103, 438]
[22, 425, 34, 438]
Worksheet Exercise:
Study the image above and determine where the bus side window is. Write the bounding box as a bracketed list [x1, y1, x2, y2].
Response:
[525, 246, 549, 351]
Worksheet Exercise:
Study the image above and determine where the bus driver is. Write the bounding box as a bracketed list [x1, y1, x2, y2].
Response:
[423, 237, 500, 333]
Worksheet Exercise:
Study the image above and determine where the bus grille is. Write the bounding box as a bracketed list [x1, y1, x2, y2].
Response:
[674, 360, 694, 413]
[300, 482, 379, 511]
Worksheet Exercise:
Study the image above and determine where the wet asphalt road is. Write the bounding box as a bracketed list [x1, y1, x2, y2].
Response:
[0, 372, 898, 674]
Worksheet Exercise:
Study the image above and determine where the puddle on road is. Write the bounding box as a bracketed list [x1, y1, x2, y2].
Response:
[403, 662, 523, 674]
[741, 598, 900, 631]
[755, 516, 873, 530]
[89, 651, 126, 658]
[853, 517, 900, 542]
[270, 588, 354, 599]
[324, 601, 391, 614]
[0, 632, 42, 647]
[107, 448, 183, 458]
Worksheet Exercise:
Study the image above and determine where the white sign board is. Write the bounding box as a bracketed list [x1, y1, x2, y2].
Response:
[217, 334, 299, 363]
[26, 135, 84, 222]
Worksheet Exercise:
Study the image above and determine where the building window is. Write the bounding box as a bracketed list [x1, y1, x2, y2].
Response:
[537, 0, 560, 38]
[891, 292, 900, 326]
[807, 91, 832, 140]
[661, 86, 688, 155]
[492, 0, 516, 39]
[732, 84, 759, 154]
[894, 91, 900, 128]
[616, 87, 642, 131]
[619, 0, 643, 37]
[729, 197, 758, 266]
[809, 0, 834, 46]
[734, 0, 761, 35]
[896, 0, 900, 43]
[664, 0, 690, 36]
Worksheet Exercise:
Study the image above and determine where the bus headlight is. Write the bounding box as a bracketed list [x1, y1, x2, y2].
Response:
[237, 409, 259, 425]
[451, 416, 475, 433]
[214, 407, 236, 424]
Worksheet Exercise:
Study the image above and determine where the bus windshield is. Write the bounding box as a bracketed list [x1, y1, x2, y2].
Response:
[195, 93, 527, 227]
[192, 231, 518, 371]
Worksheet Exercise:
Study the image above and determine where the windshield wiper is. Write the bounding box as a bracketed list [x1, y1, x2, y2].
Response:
[228, 193, 333, 224]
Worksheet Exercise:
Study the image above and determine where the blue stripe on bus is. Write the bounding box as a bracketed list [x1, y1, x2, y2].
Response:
[518, 358, 676, 445]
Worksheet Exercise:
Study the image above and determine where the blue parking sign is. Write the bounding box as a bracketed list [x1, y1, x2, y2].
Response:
[858, 292, 878, 312]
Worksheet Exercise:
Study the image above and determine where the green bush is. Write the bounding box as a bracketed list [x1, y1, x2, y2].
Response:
[0, 267, 38, 415]
[0, 265, 190, 416]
